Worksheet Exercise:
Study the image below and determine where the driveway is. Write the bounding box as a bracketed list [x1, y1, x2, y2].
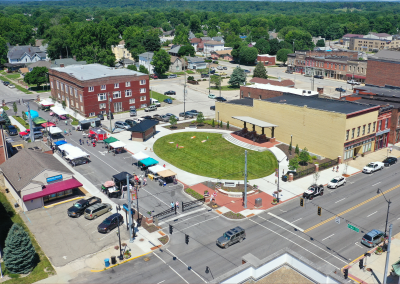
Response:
[20, 201, 129, 267]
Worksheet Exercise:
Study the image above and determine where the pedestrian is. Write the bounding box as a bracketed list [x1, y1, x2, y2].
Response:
[143, 177, 147, 186]
[79, 139, 82, 145]
[332, 166, 335, 172]
[163, 164, 166, 168]
[390, 146, 393, 153]
[175, 201, 179, 209]
[69, 129, 71, 135]
[65, 120, 67, 126]
[171, 202, 174, 209]
[93, 142, 95, 147]
[336, 165, 339, 172]
[86, 140, 89, 146]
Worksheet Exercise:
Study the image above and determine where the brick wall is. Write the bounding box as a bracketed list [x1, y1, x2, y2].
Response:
[240, 86, 283, 100]
[389, 108, 400, 144]
[257, 55, 276, 65]
[0, 129, 7, 165]
[365, 59, 400, 87]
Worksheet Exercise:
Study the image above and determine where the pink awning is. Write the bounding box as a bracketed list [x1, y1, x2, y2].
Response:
[41, 122, 56, 128]
[23, 178, 83, 202]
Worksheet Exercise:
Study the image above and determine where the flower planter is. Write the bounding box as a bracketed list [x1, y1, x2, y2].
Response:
[271, 202, 277, 205]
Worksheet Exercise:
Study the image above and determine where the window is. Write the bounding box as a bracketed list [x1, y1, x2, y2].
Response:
[101, 85, 106, 90]
[352, 128, 355, 139]
[140, 88, 146, 93]
[129, 99, 135, 104]
[50, 81, 53, 88]
[80, 94, 82, 102]
[74, 89, 77, 97]
[89, 112, 95, 117]
[98, 93, 106, 101]
[58, 93, 60, 98]
[75, 102, 78, 107]
[346, 130, 349, 141]
[125, 90, 132, 97]
[114, 83, 119, 88]
[362, 125, 365, 135]
[248, 92, 250, 97]
[61, 83, 64, 91]
[114, 102, 122, 112]
[349, 66, 352, 71]
[65, 86, 68, 94]
[125, 81, 131, 87]
[368, 123, 371, 133]
[378, 120, 382, 130]
[80, 106, 83, 111]
[335, 64, 337, 69]
[140, 104, 147, 108]
[70, 86, 73, 94]
[62, 95, 65, 100]
[89, 86, 94, 92]
[373, 122, 376, 132]
[140, 96, 146, 101]
[99, 103, 106, 109]
[385, 118, 388, 129]
[361, 68, 364, 73]
[140, 80, 146, 85]
[357, 127, 360, 137]
[113, 91, 121, 99]
[56, 81, 59, 89]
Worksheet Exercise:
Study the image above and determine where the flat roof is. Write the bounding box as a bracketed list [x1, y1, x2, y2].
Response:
[265, 93, 380, 114]
[355, 85, 400, 98]
[232, 116, 278, 128]
[227, 98, 254, 106]
[247, 83, 318, 96]
[51, 63, 146, 81]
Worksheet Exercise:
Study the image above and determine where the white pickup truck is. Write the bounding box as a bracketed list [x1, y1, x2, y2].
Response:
[362, 162, 384, 174]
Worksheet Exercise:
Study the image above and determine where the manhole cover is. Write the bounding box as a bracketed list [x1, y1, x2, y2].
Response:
[140, 238, 144, 242]
[144, 257, 150, 262]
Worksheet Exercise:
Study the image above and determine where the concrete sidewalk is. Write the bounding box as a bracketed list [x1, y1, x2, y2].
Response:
[347, 147, 400, 170]
[345, 233, 400, 284]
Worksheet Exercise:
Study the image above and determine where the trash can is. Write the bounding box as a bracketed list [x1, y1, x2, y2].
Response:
[111, 256, 117, 265]
[282, 175, 288, 182]
[255, 198, 262, 208]
[104, 258, 110, 267]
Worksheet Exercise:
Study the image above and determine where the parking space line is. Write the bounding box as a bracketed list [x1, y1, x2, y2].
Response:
[321, 234, 334, 241]
[292, 218, 302, 223]
[355, 242, 363, 248]
[367, 211, 378, 217]
[335, 198, 346, 203]
[153, 252, 189, 284]
[23, 212, 32, 223]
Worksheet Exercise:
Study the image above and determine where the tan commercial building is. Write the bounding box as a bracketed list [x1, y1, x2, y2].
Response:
[349, 37, 400, 52]
[216, 94, 380, 160]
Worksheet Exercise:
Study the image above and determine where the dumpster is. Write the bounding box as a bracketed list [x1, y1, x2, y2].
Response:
[255, 198, 262, 208]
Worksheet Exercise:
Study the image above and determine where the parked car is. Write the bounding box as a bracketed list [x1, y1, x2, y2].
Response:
[361, 229, 385, 247]
[150, 98, 161, 107]
[285, 70, 293, 74]
[97, 213, 124, 233]
[19, 129, 30, 137]
[347, 80, 360, 85]
[165, 113, 179, 121]
[210, 105, 215, 111]
[223, 66, 227, 70]
[244, 69, 251, 73]
[187, 110, 200, 116]
[84, 203, 112, 220]
[72, 156, 90, 166]
[201, 73, 209, 78]
[98, 113, 104, 120]
[164, 90, 176, 96]
[314, 75, 324, 79]
[6, 125, 18, 136]
[215, 97, 227, 102]
[107, 112, 114, 120]
[125, 119, 136, 127]
[145, 105, 157, 112]
[115, 121, 129, 130]
[304, 73, 312, 77]
[3, 81, 9, 86]
[8, 84, 15, 89]
[179, 112, 194, 118]
[327, 176, 346, 189]
[164, 98, 173, 104]
[150, 74, 158, 79]
[168, 74, 177, 79]
[152, 114, 164, 121]
[220, 72, 227, 76]
[217, 66, 223, 70]
[216, 226, 246, 249]
[383, 157, 398, 166]
[208, 94, 216, 99]
[362, 162, 384, 173]
[210, 69, 216, 74]
[68, 197, 102, 218]
[141, 115, 152, 120]
[302, 184, 324, 200]
[335, 87, 346, 93]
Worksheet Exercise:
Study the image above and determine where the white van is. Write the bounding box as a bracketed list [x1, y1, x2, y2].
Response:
[150, 98, 161, 107]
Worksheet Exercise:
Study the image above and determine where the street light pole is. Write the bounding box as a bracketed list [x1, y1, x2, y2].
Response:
[383, 224, 393, 284]
[277, 157, 286, 203]
[116, 205, 123, 260]
[127, 174, 133, 243]
[377, 188, 391, 237]
[244, 150, 248, 208]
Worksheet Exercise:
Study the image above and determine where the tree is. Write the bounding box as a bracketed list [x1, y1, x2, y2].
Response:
[276, 49, 292, 64]
[288, 157, 299, 171]
[143, 30, 161, 52]
[269, 39, 280, 55]
[299, 147, 310, 165]
[239, 46, 258, 65]
[139, 65, 149, 74]
[196, 112, 205, 125]
[210, 75, 222, 89]
[194, 32, 203, 38]
[12, 102, 17, 116]
[23, 67, 48, 88]
[152, 49, 171, 75]
[228, 67, 246, 88]
[127, 65, 137, 71]
[316, 39, 325, 47]
[220, 121, 223, 128]
[189, 15, 201, 33]
[288, 140, 292, 153]
[173, 24, 189, 45]
[169, 115, 177, 128]
[211, 119, 215, 127]
[254, 38, 270, 55]
[2, 111, 10, 126]
[4, 224, 36, 274]
[253, 62, 268, 79]
[178, 45, 195, 57]
[22, 111, 27, 121]
[0, 36, 8, 64]
[295, 144, 300, 155]
[61, 100, 66, 109]
[226, 121, 230, 129]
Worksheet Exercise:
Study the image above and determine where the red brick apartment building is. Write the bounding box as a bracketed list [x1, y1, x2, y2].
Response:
[49, 64, 150, 117]
[365, 50, 400, 88]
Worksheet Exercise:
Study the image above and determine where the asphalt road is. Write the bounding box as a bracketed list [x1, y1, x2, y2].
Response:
[71, 163, 400, 283]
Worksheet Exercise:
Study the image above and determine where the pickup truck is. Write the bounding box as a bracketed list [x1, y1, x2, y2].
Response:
[145, 105, 157, 112]
[68, 196, 102, 217]
[362, 162, 384, 174]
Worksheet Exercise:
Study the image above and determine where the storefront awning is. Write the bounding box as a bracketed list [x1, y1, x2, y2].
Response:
[232, 116, 278, 128]
[132, 151, 149, 161]
[109, 141, 126, 148]
[54, 140, 67, 146]
[23, 178, 83, 201]
[104, 137, 119, 144]
[346, 74, 366, 79]
[139, 157, 158, 167]
[42, 122, 56, 128]
[158, 169, 177, 178]
[32, 117, 47, 125]
[51, 107, 68, 116]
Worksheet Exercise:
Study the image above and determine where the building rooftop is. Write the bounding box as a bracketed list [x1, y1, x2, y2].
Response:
[186, 56, 205, 63]
[369, 50, 400, 62]
[139, 52, 154, 60]
[265, 93, 379, 114]
[228, 97, 254, 107]
[249, 78, 294, 87]
[246, 83, 318, 96]
[7, 45, 46, 61]
[355, 85, 400, 98]
[51, 58, 86, 68]
[51, 64, 146, 81]
[204, 40, 223, 46]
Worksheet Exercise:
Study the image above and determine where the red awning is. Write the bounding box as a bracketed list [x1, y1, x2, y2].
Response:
[346, 74, 366, 79]
[23, 178, 83, 202]
[41, 122, 56, 128]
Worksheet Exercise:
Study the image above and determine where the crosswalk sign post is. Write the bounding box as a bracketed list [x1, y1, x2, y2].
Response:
[335, 217, 340, 224]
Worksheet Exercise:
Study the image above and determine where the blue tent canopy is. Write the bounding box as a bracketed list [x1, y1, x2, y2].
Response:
[25, 110, 39, 118]
[54, 140, 67, 146]
[139, 157, 158, 167]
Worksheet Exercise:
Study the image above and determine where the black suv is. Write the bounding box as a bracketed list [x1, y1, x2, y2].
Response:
[216, 226, 246, 248]
[383, 157, 397, 166]
[215, 97, 227, 102]
[125, 119, 136, 127]
[302, 184, 324, 200]
[6, 125, 18, 136]
[68, 196, 102, 217]
[201, 73, 209, 78]
[314, 75, 324, 79]
[97, 213, 124, 233]
[335, 87, 346, 93]
[164, 90, 176, 96]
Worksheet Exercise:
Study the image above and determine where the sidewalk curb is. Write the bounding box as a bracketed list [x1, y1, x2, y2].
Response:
[43, 196, 84, 208]
[90, 251, 153, 272]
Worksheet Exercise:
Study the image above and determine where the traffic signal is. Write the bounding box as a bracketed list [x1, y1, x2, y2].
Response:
[300, 198, 304, 207]
[317, 206, 322, 216]
[359, 259, 364, 269]
[169, 224, 173, 234]
[343, 268, 348, 279]
[185, 234, 189, 244]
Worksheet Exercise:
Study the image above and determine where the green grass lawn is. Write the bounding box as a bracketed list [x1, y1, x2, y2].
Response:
[209, 84, 250, 91]
[151, 91, 175, 102]
[13, 116, 29, 129]
[186, 70, 195, 74]
[153, 132, 277, 180]
[0, 76, 32, 94]
[2, 106, 9, 111]
[0, 192, 55, 283]
[5, 73, 21, 80]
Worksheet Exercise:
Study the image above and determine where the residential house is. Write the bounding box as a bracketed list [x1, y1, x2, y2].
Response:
[34, 39, 48, 52]
[364, 32, 392, 41]
[168, 45, 181, 57]
[212, 37, 224, 43]
[190, 38, 201, 52]
[138, 52, 154, 74]
[7, 45, 48, 64]
[203, 40, 225, 54]
[27, 57, 87, 72]
[200, 37, 212, 42]
[169, 56, 186, 72]
[186, 57, 207, 70]
[210, 50, 233, 61]
[111, 40, 134, 62]
[188, 31, 196, 40]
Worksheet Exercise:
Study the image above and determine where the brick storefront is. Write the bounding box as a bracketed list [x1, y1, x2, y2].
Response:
[365, 60, 400, 87]
[49, 64, 149, 117]
[240, 86, 283, 100]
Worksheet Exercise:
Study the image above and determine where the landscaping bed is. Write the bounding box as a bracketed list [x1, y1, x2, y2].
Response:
[185, 188, 204, 199]
[158, 236, 169, 245]
[223, 211, 245, 219]
[163, 120, 240, 131]
[202, 181, 256, 192]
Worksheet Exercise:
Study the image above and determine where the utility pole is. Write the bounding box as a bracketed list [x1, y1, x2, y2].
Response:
[184, 72, 186, 117]
[127, 174, 133, 243]
[383, 224, 393, 284]
[26, 102, 34, 142]
[108, 93, 112, 133]
[312, 67, 315, 91]
[208, 61, 211, 96]
[244, 150, 248, 208]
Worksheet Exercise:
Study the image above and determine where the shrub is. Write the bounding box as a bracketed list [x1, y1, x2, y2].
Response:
[187, 76, 194, 81]
[203, 79, 206, 81]
[226, 121, 229, 129]
[311, 155, 317, 160]
[211, 119, 215, 127]
[185, 188, 204, 199]
[197, 79, 201, 81]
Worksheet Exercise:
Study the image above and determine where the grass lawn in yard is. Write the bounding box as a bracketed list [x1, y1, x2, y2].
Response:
[153, 132, 277, 180]
[5, 73, 21, 80]
[150, 91, 175, 102]
[209, 84, 250, 91]
[0, 76, 32, 94]
[13, 116, 29, 129]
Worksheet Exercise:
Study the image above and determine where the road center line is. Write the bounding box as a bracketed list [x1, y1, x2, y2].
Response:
[372, 182, 381, 186]
[267, 213, 304, 232]
[321, 234, 335, 241]
[367, 211, 378, 217]
[153, 252, 189, 284]
[335, 198, 346, 203]
[292, 218, 302, 223]
[157, 281, 165, 284]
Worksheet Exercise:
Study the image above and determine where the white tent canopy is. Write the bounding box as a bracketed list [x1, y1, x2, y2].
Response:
[58, 143, 89, 160]
[148, 165, 166, 174]
[51, 106, 68, 116]
[40, 99, 54, 106]
[132, 151, 149, 161]
[109, 141, 126, 148]
[48, 126, 63, 134]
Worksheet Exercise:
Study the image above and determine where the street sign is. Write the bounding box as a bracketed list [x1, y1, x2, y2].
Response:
[335, 217, 340, 224]
[348, 224, 360, 233]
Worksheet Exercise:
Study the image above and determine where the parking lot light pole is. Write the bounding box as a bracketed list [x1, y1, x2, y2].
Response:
[377, 188, 391, 237]
[277, 157, 286, 203]
[127, 174, 133, 243]
[116, 205, 123, 260]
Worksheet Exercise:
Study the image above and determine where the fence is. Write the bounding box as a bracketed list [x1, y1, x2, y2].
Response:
[152, 207, 176, 221]
[319, 159, 338, 170]
[292, 158, 338, 180]
[182, 197, 205, 212]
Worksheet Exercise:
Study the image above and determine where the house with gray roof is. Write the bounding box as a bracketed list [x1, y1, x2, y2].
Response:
[7, 45, 48, 65]
[139, 52, 154, 74]
[187, 57, 207, 70]
[168, 45, 181, 57]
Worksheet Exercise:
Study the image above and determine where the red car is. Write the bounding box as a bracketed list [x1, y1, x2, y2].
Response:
[19, 129, 30, 138]
[150, 74, 158, 79]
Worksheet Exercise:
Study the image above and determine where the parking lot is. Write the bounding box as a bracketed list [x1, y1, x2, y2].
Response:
[20, 201, 129, 267]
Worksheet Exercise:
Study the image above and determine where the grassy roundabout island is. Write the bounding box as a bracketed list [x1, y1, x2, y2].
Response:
[153, 132, 278, 180]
